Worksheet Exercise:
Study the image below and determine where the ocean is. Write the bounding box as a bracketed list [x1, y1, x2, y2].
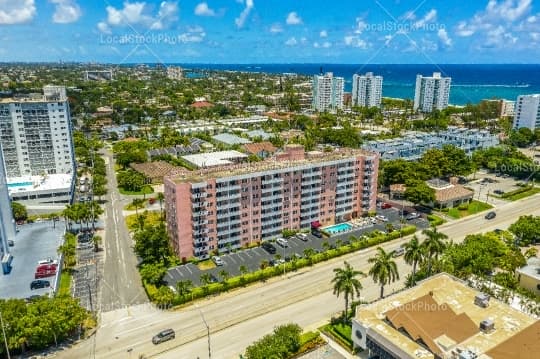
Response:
[174, 64, 540, 106]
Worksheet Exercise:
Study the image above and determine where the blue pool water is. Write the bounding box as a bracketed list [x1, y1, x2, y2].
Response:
[7, 182, 32, 188]
[324, 223, 353, 234]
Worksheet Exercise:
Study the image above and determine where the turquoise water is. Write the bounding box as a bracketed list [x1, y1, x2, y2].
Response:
[324, 223, 353, 234]
[7, 182, 32, 188]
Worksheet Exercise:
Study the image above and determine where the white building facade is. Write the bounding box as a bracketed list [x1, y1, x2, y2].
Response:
[0, 85, 75, 178]
[312, 72, 344, 112]
[352, 72, 383, 108]
[413, 72, 452, 113]
[513, 94, 540, 130]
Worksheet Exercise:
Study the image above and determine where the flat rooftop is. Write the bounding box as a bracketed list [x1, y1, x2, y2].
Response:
[354, 273, 536, 359]
[7, 174, 73, 195]
[182, 150, 248, 168]
[516, 257, 540, 280]
[170, 148, 376, 183]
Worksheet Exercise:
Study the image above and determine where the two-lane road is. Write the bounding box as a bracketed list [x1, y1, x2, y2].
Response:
[61, 193, 540, 359]
[99, 150, 147, 312]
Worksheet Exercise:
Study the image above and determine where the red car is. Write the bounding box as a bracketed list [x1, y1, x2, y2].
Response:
[381, 203, 392, 209]
[35, 270, 56, 279]
[36, 264, 58, 272]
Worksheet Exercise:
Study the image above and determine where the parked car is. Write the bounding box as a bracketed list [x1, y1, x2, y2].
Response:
[312, 230, 323, 238]
[30, 280, 50, 290]
[152, 329, 175, 345]
[485, 211, 496, 220]
[296, 233, 309, 241]
[261, 241, 277, 254]
[276, 237, 289, 248]
[212, 256, 224, 266]
[406, 212, 421, 220]
[381, 203, 392, 209]
[37, 258, 57, 266]
[36, 264, 58, 272]
[35, 270, 56, 279]
[376, 215, 388, 222]
[493, 189, 505, 195]
[7, 240, 14, 247]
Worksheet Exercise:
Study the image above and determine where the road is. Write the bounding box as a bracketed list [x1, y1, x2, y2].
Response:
[59, 193, 540, 359]
[99, 149, 147, 312]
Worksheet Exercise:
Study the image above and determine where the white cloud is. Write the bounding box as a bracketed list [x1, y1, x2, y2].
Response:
[194, 2, 216, 17]
[0, 0, 36, 24]
[269, 23, 283, 33]
[235, 0, 254, 28]
[400, 10, 416, 21]
[50, 0, 81, 24]
[97, 21, 111, 34]
[344, 35, 368, 49]
[437, 28, 453, 47]
[286, 11, 302, 25]
[456, 0, 532, 37]
[98, 1, 178, 32]
[314, 41, 331, 48]
[319, 30, 328, 38]
[178, 32, 206, 43]
[354, 17, 368, 34]
[413, 9, 437, 29]
[285, 37, 297, 46]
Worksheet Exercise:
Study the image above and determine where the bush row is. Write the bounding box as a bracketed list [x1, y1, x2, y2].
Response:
[320, 324, 353, 351]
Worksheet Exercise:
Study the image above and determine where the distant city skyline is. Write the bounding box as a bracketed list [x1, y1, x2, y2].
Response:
[0, 1, 539, 64]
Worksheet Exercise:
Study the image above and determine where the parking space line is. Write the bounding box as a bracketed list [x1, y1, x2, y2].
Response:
[242, 251, 253, 259]
[227, 256, 238, 265]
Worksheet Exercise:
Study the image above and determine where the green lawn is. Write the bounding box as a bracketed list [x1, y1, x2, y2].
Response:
[320, 322, 353, 351]
[501, 187, 540, 201]
[447, 200, 493, 219]
[57, 271, 72, 297]
[118, 185, 153, 196]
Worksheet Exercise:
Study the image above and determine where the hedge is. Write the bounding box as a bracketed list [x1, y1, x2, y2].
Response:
[320, 323, 353, 351]
[165, 225, 418, 307]
[427, 214, 445, 226]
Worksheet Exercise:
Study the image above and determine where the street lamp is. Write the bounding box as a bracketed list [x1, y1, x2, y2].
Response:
[0, 310, 10, 359]
[197, 306, 211, 359]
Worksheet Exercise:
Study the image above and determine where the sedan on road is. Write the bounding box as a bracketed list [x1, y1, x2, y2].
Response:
[485, 211, 496, 220]
[406, 212, 421, 220]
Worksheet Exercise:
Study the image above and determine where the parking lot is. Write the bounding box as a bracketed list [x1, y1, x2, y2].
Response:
[71, 231, 103, 312]
[466, 172, 522, 206]
[164, 207, 429, 289]
[0, 221, 65, 300]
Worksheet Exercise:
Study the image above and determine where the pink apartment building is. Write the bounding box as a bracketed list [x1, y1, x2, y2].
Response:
[164, 145, 379, 260]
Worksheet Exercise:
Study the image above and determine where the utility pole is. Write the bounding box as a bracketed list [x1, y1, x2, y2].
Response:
[197, 306, 211, 359]
[0, 310, 10, 359]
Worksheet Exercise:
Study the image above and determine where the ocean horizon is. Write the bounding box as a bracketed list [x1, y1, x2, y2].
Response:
[159, 63, 540, 106]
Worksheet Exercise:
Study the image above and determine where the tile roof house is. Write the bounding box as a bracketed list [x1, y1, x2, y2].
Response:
[242, 141, 277, 158]
[390, 177, 474, 208]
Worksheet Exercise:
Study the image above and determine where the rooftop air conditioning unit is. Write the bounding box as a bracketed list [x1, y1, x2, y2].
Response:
[480, 319, 495, 333]
[474, 293, 490, 308]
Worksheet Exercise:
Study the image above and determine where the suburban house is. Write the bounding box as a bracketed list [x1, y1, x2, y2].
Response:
[390, 177, 474, 208]
[242, 141, 277, 159]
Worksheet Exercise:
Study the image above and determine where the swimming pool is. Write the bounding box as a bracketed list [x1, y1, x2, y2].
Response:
[323, 223, 353, 234]
[7, 182, 32, 188]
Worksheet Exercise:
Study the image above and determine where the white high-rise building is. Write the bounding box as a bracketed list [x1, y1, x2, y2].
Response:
[513, 94, 540, 130]
[414, 72, 452, 113]
[0, 85, 75, 177]
[312, 72, 344, 112]
[352, 72, 383, 108]
[0, 147, 15, 273]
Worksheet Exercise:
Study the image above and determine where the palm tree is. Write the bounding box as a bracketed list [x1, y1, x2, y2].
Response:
[157, 192, 165, 219]
[91, 235, 102, 252]
[175, 280, 193, 298]
[303, 248, 316, 265]
[218, 269, 230, 284]
[421, 226, 448, 276]
[200, 273, 212, 287]
[368, 247, 400, 299]
[332, 261, 365, 322]
[239, 265, 248, 277]
[403, 236, 424, 285]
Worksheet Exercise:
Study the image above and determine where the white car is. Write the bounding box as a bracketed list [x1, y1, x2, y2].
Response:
[376, 215, 388, 222]
[37, 258, 58, 266]
[276, 238, 289, 248]
[296, 233, 309, 241]
[212, 256, 224, 266]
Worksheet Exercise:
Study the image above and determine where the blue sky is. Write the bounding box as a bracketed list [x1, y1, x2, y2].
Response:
[0, 0, 539, 63]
